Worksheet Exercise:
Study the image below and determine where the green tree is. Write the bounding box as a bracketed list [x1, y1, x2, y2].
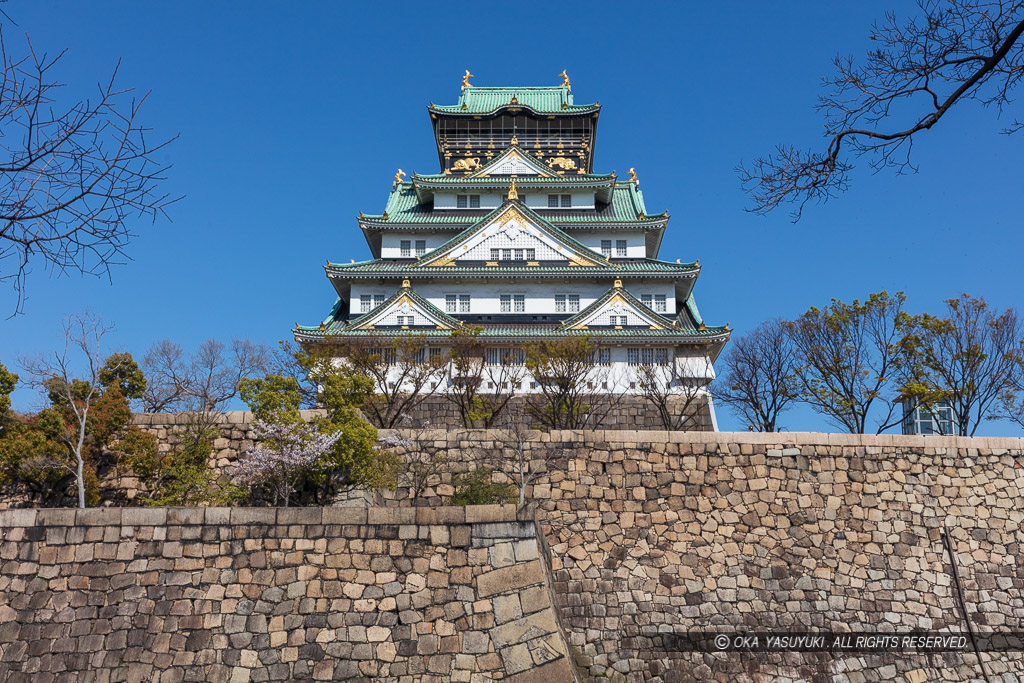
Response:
[240, 349, 393, 504]
[99, 352, 146, 400]
[524, 336, 599, 429]
[0, 361, 17, 420]
[920, 294, 1024, 435]
[788, 292, 935, 434]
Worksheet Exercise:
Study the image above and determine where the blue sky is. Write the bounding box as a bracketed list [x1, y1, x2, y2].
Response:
[2, 2, 1021, 433]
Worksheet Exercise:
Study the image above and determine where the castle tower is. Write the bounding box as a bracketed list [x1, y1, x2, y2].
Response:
[295, 74, 730, 429]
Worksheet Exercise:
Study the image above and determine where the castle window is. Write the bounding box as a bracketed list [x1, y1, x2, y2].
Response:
[457, 194, 480, 208]
[561, 194, 572, 207]
[641, 294, 652, 309]
[400, 240, 411, 257]
[374, 294, 385, 308]
[459, 294, 471, 312]
[502, 248, 512, 260]
[656, 348, 670, 366]
[596, 348, 611, 366]
[429, 347, 442, 362]
[627, 348, 640, 366]
[360, 295, 372, 313]
[555, 294, 580, 313]
[500, 294, 525, 313]
[616, 240, 627, 257]
[600, 240, 612, 257]
[415, 240, 426, 256]
[655, 294, 666, 312]
[446, 294, 457, 313]
[548, 194, 559, 208]
[514, 248, 524, 260]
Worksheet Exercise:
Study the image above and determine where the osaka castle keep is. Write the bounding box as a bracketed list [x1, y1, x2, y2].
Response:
[294, 72, 730, 429]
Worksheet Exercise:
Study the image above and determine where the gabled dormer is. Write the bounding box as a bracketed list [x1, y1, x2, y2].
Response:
[346, 282, 461, 331]
[561, 281, 675, 330]
[415, 196, 617, 268]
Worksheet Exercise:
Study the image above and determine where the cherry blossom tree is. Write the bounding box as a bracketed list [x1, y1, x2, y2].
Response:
[234, 419, 341, 506]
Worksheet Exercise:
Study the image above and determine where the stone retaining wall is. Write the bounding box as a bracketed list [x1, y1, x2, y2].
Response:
[382, 430, 1024, 682]
[0, 505, 577, 682]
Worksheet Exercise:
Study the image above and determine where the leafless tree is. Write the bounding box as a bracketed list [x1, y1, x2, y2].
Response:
[445, 328, 527, 427]
[920, 294, 1024, 435]
[739, 1, 1024, 218]
[524, 335, 601, 429]
[635, 350, 715, 431]
[19, 312, 125, 507]
[338, 333, 447, 428]
[716, 320, 801, 431]
[474, 404, 566, 505]
[141, 337, 268, 446]
[0, 30, 177, 311]
[380, 416, 449, 505]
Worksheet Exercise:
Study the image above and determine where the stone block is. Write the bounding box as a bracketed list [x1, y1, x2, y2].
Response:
[476, 560, 545, 598]
[76, 508, 122, 526]
[415, 506, 465, 525]
[36, 509, 76, 526]
[465, 505, 518, 523]
[0, 509, 37, 527]
[166, 508, 205, 525]
[367, 507, 415, 525]
[277, 508, 321, 525]
[472, 522, 536, 540]
[120, 508, 167, 526]
[322, 507, 366, 525]
[205, 508, 232, 525]
[230, 508, 276, 525]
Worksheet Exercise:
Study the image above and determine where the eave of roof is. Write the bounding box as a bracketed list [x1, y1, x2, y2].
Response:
[427, 85, 599, 116]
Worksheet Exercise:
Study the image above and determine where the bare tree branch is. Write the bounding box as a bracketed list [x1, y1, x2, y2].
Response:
[0, 30, 178, 312]
[739, 1, 1024, 219]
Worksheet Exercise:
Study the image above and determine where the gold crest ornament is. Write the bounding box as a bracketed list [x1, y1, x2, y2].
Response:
[451, 157, 481, 171]
[558, 69, 570, 89]
[627, 168, 638, 185]
[462, 70, 474, 88]
[393, 168, 406, 186]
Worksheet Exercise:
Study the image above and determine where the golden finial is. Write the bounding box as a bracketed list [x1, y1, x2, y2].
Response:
[613, 278, 622, 289]
[462, 70, 474, 88]
[402, 278, 411, 289]
[676, 259, 680, 264]
[318, 322, 327, 332]
[627, 168, 638, 184]
[382, 211, 389, 220]
[394, 168, 406, 186]
[695, 259, 700, 266]
[699, 322, 707, 331]
[507, 180, 519, 201]
[558, 69, 570, 89]
[350, 259, 355, 263]
[510, 134, 519, 146]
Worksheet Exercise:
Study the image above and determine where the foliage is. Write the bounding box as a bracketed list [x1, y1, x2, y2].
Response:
[235, 420, 342, 507]
[118, 425, 241, 506]
[99, 353, 146, 400]
[0, 361, 17, 421]
[524, 336, 599, 429]
[739, 1, 1024, 219]
[919, 294, 1024, 435]
[382, 419, 447, 504]
[787, 292, 933, 434]
[239, 353, 392, 503]
[445, 327, 525, 427]
[716, 319, 801, 431]
[449, 468, 517, 506]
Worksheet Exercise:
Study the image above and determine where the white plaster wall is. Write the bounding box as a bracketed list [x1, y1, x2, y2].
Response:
[432, 190, 596, 210]
[569, 230, 647, 258]
[380, 234, 453, 259]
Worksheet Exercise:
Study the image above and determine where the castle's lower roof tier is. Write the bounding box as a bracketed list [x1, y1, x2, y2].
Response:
[326, 258, 698, 279]
[295, 324, 729, 343]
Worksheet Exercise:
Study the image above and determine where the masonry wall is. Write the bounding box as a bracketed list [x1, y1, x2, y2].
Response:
[381, 430, 1024, 682]
[0, 505, 577, 683]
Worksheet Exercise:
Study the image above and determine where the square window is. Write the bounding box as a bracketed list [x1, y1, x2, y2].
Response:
[627, 348, 640, 366]
[601, 240, 612, 257]
[568, 294, 579, 312]
[655, 294, 666, 312]
[641, 294, 653, 308]
[555, 295, 566, 313]
[616, 239, 627, 257]
[526, 248, 536, 260]
[459, 294, 471, 313]
[514, 248, 524, 260]
[469, 194, 480, 208]
[374, 294, 385, 308]
[561, 194, 571, 207]
[446, 294, 457, 313]
[360, 295, 372, 313]
[457, 195, 468, 208]
[548, 194, 559, 208]
[490, 248, 499, 260]
[429, 347, 441, 361]
[514, 294, 525, 312]
[500, 294, 511, 312]
[415, 240, 426, 256]
[502, 248, 512, 260]
[400, 240, 411, 257]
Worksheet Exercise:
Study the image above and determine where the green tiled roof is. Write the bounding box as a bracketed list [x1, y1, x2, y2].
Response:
[327, 258, 698, 278]
[296, 322, 727, 342]
[560, 285, 680, 330]
[343, 286, 462, 330]
[362, 181, 662, 226]
[428, 86, 598, 116]
[413, 173, 615, 185]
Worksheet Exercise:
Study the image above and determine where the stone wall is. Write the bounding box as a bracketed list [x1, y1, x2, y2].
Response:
[0, 505, 577, 682]
[381, 430, 1024, 681]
